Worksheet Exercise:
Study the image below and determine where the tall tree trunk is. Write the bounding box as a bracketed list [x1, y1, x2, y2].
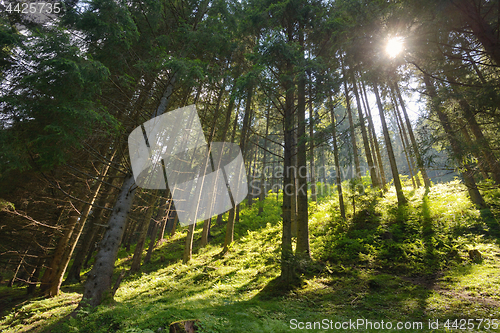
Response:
[295, 29, 310, 260]
[259, 108, 270, 216]
[183, 223, 196, 263]
[201, 78, 229, 247]
[40, 201, 84, 295]
[129, 192, 161, 273]
[27, 256, 44, 294]
[391, 89, 421, 188]
[373, 83, 407, 206]
[291, 128, 298, 237]
[329, 96, 346, 219]
[390, 91, 417, 189]
[247, 146, 258, 207]
[77, 75, 175, 309]
[342, 65, 361, 179]
[64, 175, 119, 285]
[170, 214, 179, 237]
[308, 82, 317, 201]
[361, 80, 387, 189]
[281, 24, 297, 284]
[223, 84, 252, 253]
[423, 74, 486, 208]
[156, 207, 169, 245]
[351, 71, 380, 188]
[144, 195, 169, 264]
[47, 154, 115, 296]
[393, 83, 431, 188]
[319, 147, 327, 184]
[200, 218, 212, 248]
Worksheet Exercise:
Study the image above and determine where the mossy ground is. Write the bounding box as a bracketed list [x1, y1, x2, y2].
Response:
[1, 179, 500, 332]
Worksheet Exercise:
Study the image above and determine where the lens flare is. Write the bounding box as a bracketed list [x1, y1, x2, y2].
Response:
[386, 37, 404, 58]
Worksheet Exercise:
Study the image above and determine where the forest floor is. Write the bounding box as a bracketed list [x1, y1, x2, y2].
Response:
[1, 179, 500, 332]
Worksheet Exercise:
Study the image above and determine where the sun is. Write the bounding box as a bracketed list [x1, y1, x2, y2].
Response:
[386, 37, 404, 58]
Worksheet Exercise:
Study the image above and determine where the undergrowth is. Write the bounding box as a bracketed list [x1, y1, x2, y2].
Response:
[1, 178, 500, 332]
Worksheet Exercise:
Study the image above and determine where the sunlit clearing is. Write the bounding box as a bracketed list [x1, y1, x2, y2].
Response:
[386, 37, 404, 58]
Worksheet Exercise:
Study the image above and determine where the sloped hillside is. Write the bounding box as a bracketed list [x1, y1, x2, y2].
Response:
[1, 180, 500, 333]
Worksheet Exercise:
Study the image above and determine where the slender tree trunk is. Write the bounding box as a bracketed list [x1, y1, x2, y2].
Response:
[296, 30, 310, 260]
[319, 148, 327, 184]
[222, 84, 252, 253]
[308, 82, 317, 201]
[391, 90, 421, 188]
[183, 223, 196, 263]
[77, 75, 175, 309]
[156, 211, 169, 245]
[9, 249, 28, 287]
[281, 24, 297, 284]
[27, 256, 44, 294]
[373, 83, 407, 205]
[200, 218, 212, 247]
[361, 80, 387, 189]
[390, 91, 417, 189]
[40, 201, 84, 295]
[329, 96, 346, 219]
[47, 154, 115, 296]
[352, 71, 379, 188]
[259, 108, 270, 216]
[170, 213, 179, 236]
[393, 83, 431, 188]
[65, 176, 119, 285]
[247, 146, 258, 207]
[291, 128, 298, 237]
[129, 192, 160, 273]
[342, 65, 361, 179]
[64, 217, 96, 285]
[201, 79, 229, 247]
[144, 195, 169, 264]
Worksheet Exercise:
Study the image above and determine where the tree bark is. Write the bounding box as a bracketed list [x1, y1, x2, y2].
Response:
[342, 66, 361, 179]
[373, 83, 407, 206]
[280, 24, 297, 284]
[393, 83, 431, 189]
[47, 154, 115, 296]
[77, 74, 175, 309]
[40, 201, 84, 295]
[259, 108, 270, 216]
[183, 223, 196, 263]
[361, 80, 387, 189]
[390, 90, 417, 189]
[222, 83, 252, 253]
[308, 81, 317, 201]
[329, 96, 346, 219]
[351, 71, 379, 188]
[295, 29, 310, 260]
[129, 192, 159, 273]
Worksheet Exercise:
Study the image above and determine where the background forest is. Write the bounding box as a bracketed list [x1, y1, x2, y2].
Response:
[1, 0, 500, 332]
